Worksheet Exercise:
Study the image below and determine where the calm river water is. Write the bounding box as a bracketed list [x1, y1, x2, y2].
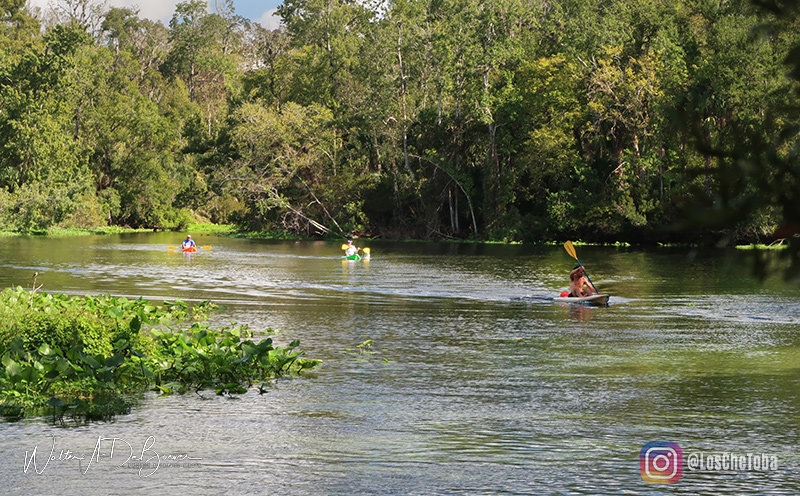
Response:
[0, 233, 798, 495]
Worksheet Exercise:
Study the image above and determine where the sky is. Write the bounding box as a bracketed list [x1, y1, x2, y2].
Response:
[29, 0, 285, 30]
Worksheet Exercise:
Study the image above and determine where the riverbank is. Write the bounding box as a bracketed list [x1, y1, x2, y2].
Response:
[0, 222, 791, 249]
[0, 224, 238, 237]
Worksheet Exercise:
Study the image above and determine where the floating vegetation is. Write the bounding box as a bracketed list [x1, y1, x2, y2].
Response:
[735, 243, 787, 250]
[0, 288, 319, 422]
[342, 339, 390, 363]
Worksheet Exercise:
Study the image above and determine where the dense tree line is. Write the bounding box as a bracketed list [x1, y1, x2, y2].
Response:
[0, 0, 798, 247]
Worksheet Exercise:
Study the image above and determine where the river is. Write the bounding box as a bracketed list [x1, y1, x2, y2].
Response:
[0, 233, 798, 495]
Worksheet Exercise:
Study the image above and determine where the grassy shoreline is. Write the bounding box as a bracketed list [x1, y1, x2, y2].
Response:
[0, 223, 790, 252]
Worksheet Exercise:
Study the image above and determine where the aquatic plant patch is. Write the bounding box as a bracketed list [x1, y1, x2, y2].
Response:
[0, 289, 319, 421]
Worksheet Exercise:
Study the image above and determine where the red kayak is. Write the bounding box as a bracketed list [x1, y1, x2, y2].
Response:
[182, 246, 197, 253]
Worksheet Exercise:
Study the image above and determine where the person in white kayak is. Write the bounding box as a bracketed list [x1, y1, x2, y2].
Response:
[569, 266, 597, 297]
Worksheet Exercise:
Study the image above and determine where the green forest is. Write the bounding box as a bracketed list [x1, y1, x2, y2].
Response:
[1, 0, 799, 246]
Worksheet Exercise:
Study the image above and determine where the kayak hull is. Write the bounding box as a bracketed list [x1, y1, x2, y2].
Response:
[182, 247, 197, 253]
[342, 254, 361, 260]
[554, 294, 610, 306]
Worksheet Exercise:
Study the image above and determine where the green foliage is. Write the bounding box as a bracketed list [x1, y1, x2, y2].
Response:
[0, 288, 193, 355]
[0, 289, 318, 421]
[147, 325, 319, 396]
[0, 0, 798, 269]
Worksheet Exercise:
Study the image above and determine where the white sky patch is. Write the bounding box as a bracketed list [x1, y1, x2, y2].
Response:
[26, 0, 277, 25]
[255, 8, 281, 30]
[126, 0, 182, 22]
[26, 0, 181, 23]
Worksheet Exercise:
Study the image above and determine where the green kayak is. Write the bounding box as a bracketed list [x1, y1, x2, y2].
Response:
[342, 254, 361, 260]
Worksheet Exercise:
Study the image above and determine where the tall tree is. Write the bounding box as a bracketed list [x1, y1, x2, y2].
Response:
[0, 0, 40, 43]
[0, 23, 97, 230]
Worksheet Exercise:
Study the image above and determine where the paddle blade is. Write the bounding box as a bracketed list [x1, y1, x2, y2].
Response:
[341, 244, 348, 250]
[563, 241, 578, 260]
[167, 246, 178, 250]
[363, 247, 370, 254]
[201, 246, 212, 249]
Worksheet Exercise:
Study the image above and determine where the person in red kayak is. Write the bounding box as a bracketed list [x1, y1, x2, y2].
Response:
[569, 266, 597, 297]
[182, 235, 196, 251]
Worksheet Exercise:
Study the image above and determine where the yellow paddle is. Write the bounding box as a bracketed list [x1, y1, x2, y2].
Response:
[169, 245, 210, 250]
[563, 241, 599, 294]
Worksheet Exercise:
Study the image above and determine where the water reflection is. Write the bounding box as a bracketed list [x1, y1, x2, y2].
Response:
[556, 300, 600, 321]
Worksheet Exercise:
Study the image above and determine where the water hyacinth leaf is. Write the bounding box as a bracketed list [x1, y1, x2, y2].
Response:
[229, 385, 247, 394]
[44, 369, 61, 380]
[54, 356, 70, 373]
[104, 354, 125, 369]
[298, 359, 321, 370]
[3, 356, 22, 379]
[154, 385, 174, 395]
[66, 346, 84, 362]
[9, 338, 25, 356]
[232, 354, 252, 365]
[38, 343, 55, 356]
[141, 365, 155, 380]
[80, 353, 102, 370]
[108, 306, 124, 318]
[255, 339, 273, 352]
[21, 366, 40, 383]
[46, 397, 65, 408]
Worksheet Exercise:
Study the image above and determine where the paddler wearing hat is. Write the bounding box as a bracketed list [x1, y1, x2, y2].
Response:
[344, 240, 359, 257]
[181, 235, 196, 250]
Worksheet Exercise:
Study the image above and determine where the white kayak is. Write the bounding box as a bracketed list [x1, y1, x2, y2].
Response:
[553, 294, 610, 306]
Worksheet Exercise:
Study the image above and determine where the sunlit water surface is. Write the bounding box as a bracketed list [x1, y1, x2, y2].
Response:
[0, 234, 798, 495]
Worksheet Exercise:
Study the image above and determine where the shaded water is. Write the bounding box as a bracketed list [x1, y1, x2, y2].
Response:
[0, 233, 799, 494]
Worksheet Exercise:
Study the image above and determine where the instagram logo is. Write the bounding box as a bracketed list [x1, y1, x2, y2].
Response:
[640, 442, 682, 483]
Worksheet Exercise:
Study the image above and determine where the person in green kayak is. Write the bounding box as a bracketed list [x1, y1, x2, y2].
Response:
[344, 240, 359, 257]
[182, 235, 196, 250]
[569, 266, 597, 297]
